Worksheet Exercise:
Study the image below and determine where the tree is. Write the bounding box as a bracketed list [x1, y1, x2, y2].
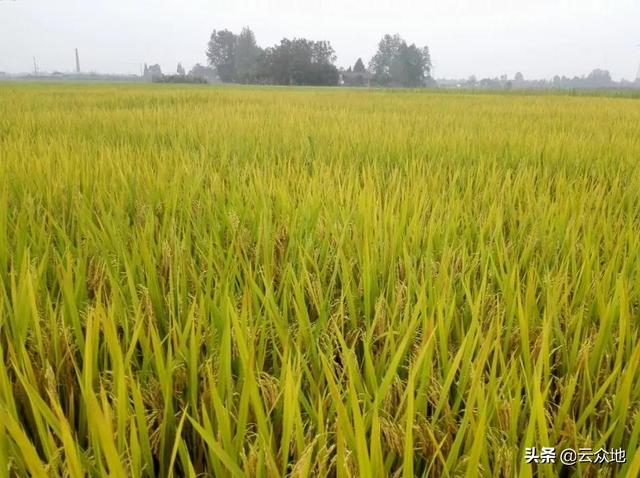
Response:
[514, 71, 524, 82]
[343, 59, 370, 87]
[143, 64, 162, 81]
[189, 63, 218, 82]
[177, 63, 186, 76]
[586, 69, 612, 87]
[393, 43, 431, 87]
[206, 29, 237, 82]
[263, 37, 339, 86]
[369, 34, 432, 87]
[311, 40, 336, 65]
[369, 34, 404, 85]
[235, 27, 262, 83]
[205, 27, 339, 86]
[263, 40, 292, 84]
[353, 57, 366, 73]
[154, 74, 206, 84]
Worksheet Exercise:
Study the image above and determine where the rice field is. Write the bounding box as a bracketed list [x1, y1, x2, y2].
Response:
[1, 83, 639, 477]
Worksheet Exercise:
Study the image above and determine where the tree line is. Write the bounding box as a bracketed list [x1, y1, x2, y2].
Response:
[205, 27, 433, 87]
[143, 63, 217, 83]
[442, 68, 631, 90]
[144, 27, 633, 90]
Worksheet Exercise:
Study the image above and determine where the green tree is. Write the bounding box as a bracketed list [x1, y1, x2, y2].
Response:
[235, 27, 262, 83]
[586, 69, 612, 87]
[188, 63, 218, 82]
[369, 34, 404, 86]
[370, 34, 431, 87]
[206, 27, 338, 86]
[206, 29, 236, 82]
[143, 64, 163, 81]
[177, 63, 185, 76]
[353, 57, 366, 73]
[263, 38, 338, 86]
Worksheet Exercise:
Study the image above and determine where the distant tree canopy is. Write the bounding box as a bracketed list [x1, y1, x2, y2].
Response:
[206, 27, 339, 86]
[207, 29, 237, 82]
[153, 74, 207, 84]
[143, 64, 163, 80]
[264, 38, 339, 85]
[142, 62, 217, 84]
[204, 28, 437, 87]
[188, 63, 218, 82]
[454, 68, 618, 90]
[234, 27, 263, 83]
[341, 57, 371, 86]
[587, 69, 613, 86]
[353, 58, 366, 73]
[369, 34, 432, 87]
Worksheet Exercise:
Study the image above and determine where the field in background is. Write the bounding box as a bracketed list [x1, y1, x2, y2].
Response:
[1, 83, 639, 477]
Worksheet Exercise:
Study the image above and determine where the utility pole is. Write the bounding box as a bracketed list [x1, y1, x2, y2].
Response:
[75, 48, 81, 73]
[33, 57, 38, 76]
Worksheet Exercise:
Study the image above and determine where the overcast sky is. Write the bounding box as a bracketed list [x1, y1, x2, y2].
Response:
[1, 0, 639, 80]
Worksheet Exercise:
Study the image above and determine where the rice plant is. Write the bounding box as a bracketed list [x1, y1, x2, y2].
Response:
[0, 83, 639, 477]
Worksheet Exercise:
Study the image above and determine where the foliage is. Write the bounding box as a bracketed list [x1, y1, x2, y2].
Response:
[152, 74, 208, 84]
[458, 69, 620, 91]
[143, 63, 163, 81]
[369, 34, 432, 87]
[206, 27, 340, 86]
[586, 69, 613, 86]
[264, 38, 339, 86]
[234, 27, 263, 84]
[206, 29, 237, 82]
[353, 57, 366, 73]
[1, 83, 640, 477]
[188, 63, 218, 83]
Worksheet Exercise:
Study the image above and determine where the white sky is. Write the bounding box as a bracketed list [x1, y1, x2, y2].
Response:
[1, 0, 639, 80]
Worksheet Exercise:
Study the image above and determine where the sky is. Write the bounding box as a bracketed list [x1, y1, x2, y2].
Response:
[1, 0, 639, 80]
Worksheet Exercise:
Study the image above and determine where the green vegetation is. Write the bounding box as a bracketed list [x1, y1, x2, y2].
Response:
[1, 83, 639, 477]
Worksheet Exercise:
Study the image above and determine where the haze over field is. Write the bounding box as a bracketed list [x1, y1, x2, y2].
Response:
[1, 0, 639, 80]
